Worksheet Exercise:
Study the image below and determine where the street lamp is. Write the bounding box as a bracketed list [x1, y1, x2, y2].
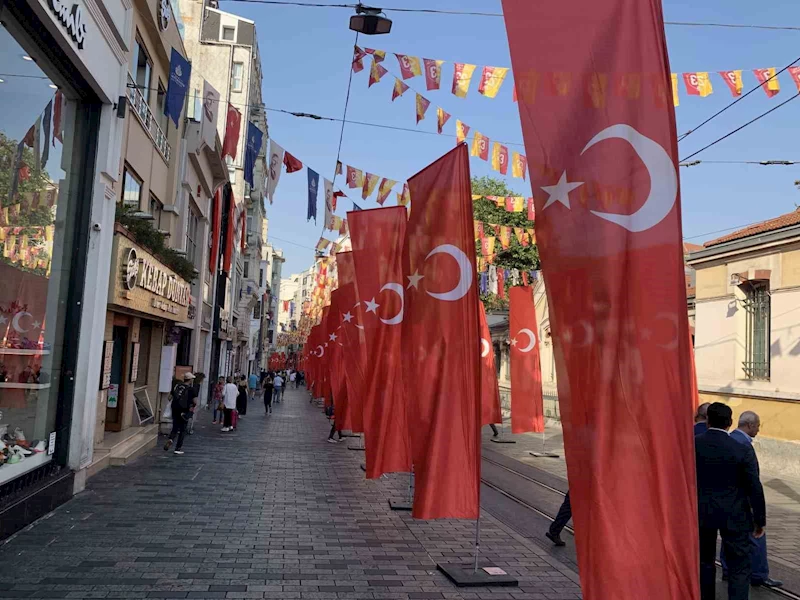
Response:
[349, 4, 392, 35]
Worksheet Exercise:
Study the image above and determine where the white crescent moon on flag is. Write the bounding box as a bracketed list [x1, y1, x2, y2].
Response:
[575, 320, 594, 347]
[12, 311, 32, 333]
[581, 124, 677, 233]
[425, 244, 473, 301]
[655, 312, 679, 350]
[480, 338, 491, 358]
[316, 345, 324, 357]
[516, 328, 536, 353]
[379, 282, 404, 325]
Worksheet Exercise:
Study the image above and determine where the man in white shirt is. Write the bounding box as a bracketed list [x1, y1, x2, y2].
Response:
[222, 376, 239, 432]
[290, 371, 297, 388]
[273, 374, 284, 404]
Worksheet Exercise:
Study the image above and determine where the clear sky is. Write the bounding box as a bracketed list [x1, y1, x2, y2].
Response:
[217, 0, 800, 276]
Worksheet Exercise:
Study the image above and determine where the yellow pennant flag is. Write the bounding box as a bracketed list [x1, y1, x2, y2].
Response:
[452, 63, 477, 98]
[478, 66, 509, 98]
[362, 172, 380, 199]
[513, 197, 524, 212]
[436, 107, 451, 134]
[397, 182, 411, 207]
[470, 132, 489, 161]
[376, 178, 397, 205]
[456, 120, 471, 144]
[415, 93, 431, 124]
[499, 226, 511, 250]
[481, 236, 496, 256]
[526, 227, 536, 244]
[511, 152, 527, 180]
[671, 73, 680, 107]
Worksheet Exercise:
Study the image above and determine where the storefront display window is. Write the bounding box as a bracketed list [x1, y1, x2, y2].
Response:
[0, 22, 84, 484]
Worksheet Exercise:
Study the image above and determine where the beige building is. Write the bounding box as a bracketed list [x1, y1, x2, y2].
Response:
[688, 208, 800, 476]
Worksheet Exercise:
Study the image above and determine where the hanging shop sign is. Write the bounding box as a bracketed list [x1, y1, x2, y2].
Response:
[110, 233, 191, 322]
[47, 0, 88, 49]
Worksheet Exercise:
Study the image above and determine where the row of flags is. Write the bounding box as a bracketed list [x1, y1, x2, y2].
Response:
[354, 46, 511, 100]
[359, 53, 530, 179]
[337, 161, 407, 206]
[354, 45, 797, 108]
[474, 194, 535, 220]
[301, 144, 545, 522]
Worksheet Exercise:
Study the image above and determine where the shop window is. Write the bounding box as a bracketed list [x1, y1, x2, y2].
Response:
[132, 36, 152, 104]
[136, 321, 152, 387]
[743, 281, 771, 380]
[149, 195, 163, 229]
[222, 25, 235, 41]
[122, 167, 142, 208]
[1, 21, 91, 485]
[243, 260, 249, 279]
[231, 62, 243, 92]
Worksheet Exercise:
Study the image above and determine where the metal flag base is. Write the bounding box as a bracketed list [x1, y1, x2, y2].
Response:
[348, 445, 365, 451]
[343, 433, 360, 438]
[388, 499, 412, 511]
[490, 438, 516, 444]
[360, 464, 366, 472]
[529, 451, 560, 458]
[436, 564, 518, 588]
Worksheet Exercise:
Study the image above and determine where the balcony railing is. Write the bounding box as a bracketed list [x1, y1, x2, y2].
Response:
[127, 73, 171, 162]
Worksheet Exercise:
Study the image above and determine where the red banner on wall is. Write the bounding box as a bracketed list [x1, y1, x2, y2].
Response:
[402, 144, 481, 519]
[503, 0, 699, 597]
[509, 286, 543, 433]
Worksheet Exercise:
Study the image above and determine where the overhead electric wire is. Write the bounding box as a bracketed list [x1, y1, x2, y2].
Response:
[677, 54, 800, 143]
[680, 92, 800, 162]
[217, 0, 800, 31]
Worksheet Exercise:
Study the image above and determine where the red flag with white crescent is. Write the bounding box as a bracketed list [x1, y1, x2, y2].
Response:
[479, 303, 502, 426]
[335, 251, 365, 433]
[222, 103, 241, 160]
[402, 144, 480, 519]
[504, 0, 699, 597]
[348, 207, 412, 478]
[328, 289, 348, 427]
[509, 286, 543, 433]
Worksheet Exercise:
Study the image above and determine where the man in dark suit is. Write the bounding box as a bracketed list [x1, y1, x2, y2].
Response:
[694, 401, 710, 436]
[696, 403, 766, 600]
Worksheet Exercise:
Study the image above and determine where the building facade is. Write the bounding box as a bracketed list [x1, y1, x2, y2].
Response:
[1, 0, 130, 538]
[689, 208, 800, 477]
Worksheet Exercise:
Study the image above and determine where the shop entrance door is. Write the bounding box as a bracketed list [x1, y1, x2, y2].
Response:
[105, 326, 127, 431]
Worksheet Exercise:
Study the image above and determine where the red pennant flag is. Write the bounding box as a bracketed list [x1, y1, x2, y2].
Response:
[376, 178, 397, 205]
[335, 251, 365, 433]
[352, 45, 367, 72]
[346, 165, 364, 189]
[509, 286, 543, 432]
[391, 78, 409, 101]
[332, 190, 345, 211]
[789, 66, 800, 91]
[436, 107, 451, 134]
[395, 53, 422, 79]
[369, 60, 388, 87]
[718, 70, 743, 97]
[479, 303, 502, 426]
[403, 144, 480, 519]
[753, 67, 780, 97]
[364, 47, 386, 62]
[222, 103, 241, 159]
[415, 94, 431, 124]
[504, 0, 699, 597]
[456, 120, 470, 144]
[527, 197, 535, 221]
[283, 151, 303, 173]
[348, 206, 412, 479]
[496, 268, 505, 298]
[423, 58, 444, 90]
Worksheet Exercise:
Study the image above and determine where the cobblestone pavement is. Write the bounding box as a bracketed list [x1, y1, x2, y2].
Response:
[0, 388, 581, 600]
[482, 422, 800, 592]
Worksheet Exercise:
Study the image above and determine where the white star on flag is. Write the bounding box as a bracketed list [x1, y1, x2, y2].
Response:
[407, 270, 424, 289]
[342, 312, 353, 323]
[0, 315, 7, 325]
[542, 171, 583, 210]
[32, 321, 41, 329]
[329, 333, 337, 342]
[364, 298, 380, 313]
[510, 338, 518, 347]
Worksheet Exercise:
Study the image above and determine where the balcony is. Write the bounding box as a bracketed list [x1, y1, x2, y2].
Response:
[127, 73, 171, 162]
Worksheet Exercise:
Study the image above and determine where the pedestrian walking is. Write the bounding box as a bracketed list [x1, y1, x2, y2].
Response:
[290, 370, 297, 388]
[326, 400, 342, 443]
[489, 424, 500, 437]
[546, 491, 571, 546]
[212, 377, 224, 424]
[236, 376, 248, 416]
[263, 372, 274, 414]
[696, 403, 766, 600]
[694, 401, 710, 436]
[720, 411, 782, 589]
[273, 373, 284, 404]
[221, 376, 238, 432]
[248, 371, 258, 403]
[164, 373, 198, 455]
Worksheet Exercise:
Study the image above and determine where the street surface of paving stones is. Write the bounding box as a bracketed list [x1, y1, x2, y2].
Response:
[0, 387, 581, 599]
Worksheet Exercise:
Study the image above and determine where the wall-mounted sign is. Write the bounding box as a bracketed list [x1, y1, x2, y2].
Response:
[109, 234, 191, 322]
[107, 383, 119, 408]
[158, 0, 171, 31]
[101, 340, 113, 389]
[129, 342, 140, 382]
[47, 0, 88, 49]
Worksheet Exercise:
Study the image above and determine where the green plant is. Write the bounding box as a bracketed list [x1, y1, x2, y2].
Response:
[115, 204, 197, 282]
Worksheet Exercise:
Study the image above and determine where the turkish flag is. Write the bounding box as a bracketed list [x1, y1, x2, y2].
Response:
[283, 151, 303, 173]
[335, 251, 365, 433]
[402, 144, 481, 519]
[509, 286, 543, 433]
[348, 206, 412, 479]
[222, 103, 241, 159]
[479, 303, 502, 426]
[209, 188, 222, 274]
[504, 0, 699, 598]
[222, 189, 236, 274]
[327, 289, 349, 426]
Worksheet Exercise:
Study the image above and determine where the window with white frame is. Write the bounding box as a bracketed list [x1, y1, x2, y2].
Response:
[222, 25, 235, 41]
[742, 281, 771, 380]
[231, 62, 244, 92]
[122, 167, 142, 208]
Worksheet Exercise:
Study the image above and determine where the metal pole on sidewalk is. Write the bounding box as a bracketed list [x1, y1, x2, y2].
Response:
[407, 469, 413, 505]
[473, 516, 481, 573]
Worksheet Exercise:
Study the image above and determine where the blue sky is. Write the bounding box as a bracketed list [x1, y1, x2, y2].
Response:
[219, 0, 800, 276]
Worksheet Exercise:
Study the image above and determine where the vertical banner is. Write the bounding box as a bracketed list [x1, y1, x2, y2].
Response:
[222, 103, 241, 159]
[266, 140, 284, 204]
[479, 303, 502, 426]
[307, 168, 319, 223]
[503, 0, 699, 597]
[509, 286, 543, 433]
[243, 121, 263, 188]
[348, 206, 412, 479]
[323, 178, 335, 229]
[200, 80, 220, 149]
[335, 251, 365, 433]
[402, 144, 480, 519]
[165, 48, 191, 127]
[209, 188, 222, 273]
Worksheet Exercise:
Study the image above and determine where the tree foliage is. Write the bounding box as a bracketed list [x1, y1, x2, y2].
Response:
[471, 176, 539, 309]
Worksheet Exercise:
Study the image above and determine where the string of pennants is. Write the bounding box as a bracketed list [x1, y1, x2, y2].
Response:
[354, 46, 800, 107]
